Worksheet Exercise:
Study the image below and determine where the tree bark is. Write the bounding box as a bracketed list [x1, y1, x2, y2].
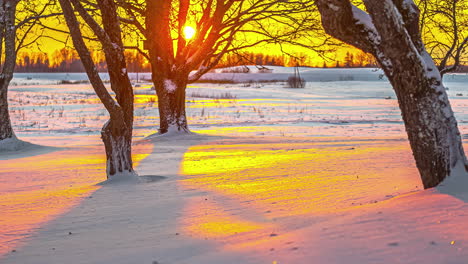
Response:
[390, 65, 466, 188]
[0, 78, 14, 140]
[0, 0, 18, 142]
[153, 76, 189, 134]
[145, 0, 190, 134]
[101, 118, 133, 176]
[59, 0, 135, 178]
[97, 0, 135, 176]
[315, 0, 468, 188]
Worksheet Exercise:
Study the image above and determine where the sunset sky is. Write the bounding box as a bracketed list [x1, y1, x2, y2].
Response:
[16, 0, 466, 68]
[18, 1, 359, 68]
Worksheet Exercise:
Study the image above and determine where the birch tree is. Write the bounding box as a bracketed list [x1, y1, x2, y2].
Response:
[59, 0, 135, 179]
[314, 0, 468, 188]
[119, 0, 325, 134]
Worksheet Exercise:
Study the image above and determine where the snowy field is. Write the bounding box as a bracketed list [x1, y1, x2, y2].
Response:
[2, 67, 468, 263]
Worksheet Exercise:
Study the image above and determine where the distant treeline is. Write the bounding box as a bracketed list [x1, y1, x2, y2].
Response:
[216, 52, 305, 68]
[15, 48, 467, 72]
[216, 51, 380, 69]
[16, 48, 151, 73]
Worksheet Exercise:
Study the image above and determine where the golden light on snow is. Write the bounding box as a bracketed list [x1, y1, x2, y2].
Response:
[181, 198, 267, 239]
[178, 138, 421, 243]
[183, 26, 196, 40]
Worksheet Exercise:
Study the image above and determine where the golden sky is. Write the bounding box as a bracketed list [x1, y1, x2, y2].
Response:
[17, 0, 360, 67]
[17, 0, 465, 68]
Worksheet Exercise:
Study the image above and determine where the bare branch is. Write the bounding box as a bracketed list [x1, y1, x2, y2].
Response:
[58, 0, 121, 116]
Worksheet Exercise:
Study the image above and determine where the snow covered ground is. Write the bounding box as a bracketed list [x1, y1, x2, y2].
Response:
[2, 67, 468, 263]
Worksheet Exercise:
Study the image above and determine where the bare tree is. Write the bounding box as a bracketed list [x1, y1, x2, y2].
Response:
[119, 0, 327, 134]
[314, 0, 468, 188]
[418, 0, 467, 76]
[0, 0, 57, 147]
[58, 0, 135, 179]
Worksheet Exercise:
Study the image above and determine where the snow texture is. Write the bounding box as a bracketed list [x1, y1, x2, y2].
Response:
[164, 79, 177, 93]
[350, 5, 393, 72]
[0, 136, 31, 151]
[1, 68, 468, 264]
[351, 5, 374, 30]
[100, 170, 139, 185]
[327, 3, 340, 11]
[438, 161, 468, 197]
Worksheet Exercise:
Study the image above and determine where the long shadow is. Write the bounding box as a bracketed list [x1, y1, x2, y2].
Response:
[6, 133, 466, 263]
[1, 132, 224, 264]
[175, 136, 468, 263]
[0, 145, 107, 257]
[0, 140, 60, 161]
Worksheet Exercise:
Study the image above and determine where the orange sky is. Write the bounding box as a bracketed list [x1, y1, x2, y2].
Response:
[21, 4, 359, 68]
[20, 1, 463, 68]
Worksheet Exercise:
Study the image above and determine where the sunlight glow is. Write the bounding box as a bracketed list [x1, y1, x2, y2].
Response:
[181, 198, 267, 239]
[179, 138, 420, 224]
[183, 26, 196, 40]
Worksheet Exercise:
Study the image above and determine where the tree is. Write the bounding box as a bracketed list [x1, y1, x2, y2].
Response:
[119, 0, 326, 134]
[315, 0, 468, 188]
[418, 0, 467, 76]
[0, 1, 19, 144]
[0, 0, 56, 147]
[58, 0, 135, 178]
[344, 51, 354, 67]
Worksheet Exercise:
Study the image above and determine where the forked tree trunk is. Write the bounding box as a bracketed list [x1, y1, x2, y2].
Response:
[59, 0, 135, 179]
[315, 0, 468, 188]
[153, 77, 189, 134]
[98, 0, 135, 177]
[0, 78, 14, 140]
[100, 69, 134, 176]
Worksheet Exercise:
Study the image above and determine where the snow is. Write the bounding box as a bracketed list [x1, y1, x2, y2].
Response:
[99, 170, 139, 185]
[438, 161, 468, 198]
[351, 5, 374, 31]
[111, 42, 120, 51]
[327, 3, 340, 11]
[420, 50, 443, 83]
[402, 0, 418, 16]
[0, 136, 32, 152]
[1, 68, 468, 263]
[164, 79, 177, 93]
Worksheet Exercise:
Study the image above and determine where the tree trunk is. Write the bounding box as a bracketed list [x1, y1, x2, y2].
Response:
[0, 0, 17, 142]
[366, 0, 468, 188]
[100, 69, 134, 177]
[390, 72, 466, 188]
[154, 77, 189, 134]
[315, 0, 468, 188]
[0, 78, 14, 140]
[59, 0, 135, 179]
[98, 0, 135, 177]
[101, 117, 133, 176]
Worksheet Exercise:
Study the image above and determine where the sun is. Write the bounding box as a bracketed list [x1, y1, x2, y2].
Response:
[183, 26, 196, 40]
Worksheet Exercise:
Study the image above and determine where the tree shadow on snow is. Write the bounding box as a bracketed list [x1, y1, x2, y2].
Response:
[0, 140, 61, 161]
